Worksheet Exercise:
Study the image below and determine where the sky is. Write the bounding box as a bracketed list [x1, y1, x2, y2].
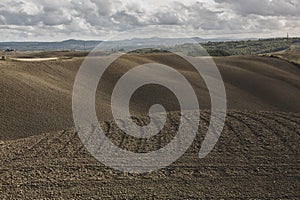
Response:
[0, 0, 299, 41]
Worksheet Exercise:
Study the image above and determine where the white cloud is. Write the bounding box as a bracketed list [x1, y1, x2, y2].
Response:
[0, 0, 298, 41]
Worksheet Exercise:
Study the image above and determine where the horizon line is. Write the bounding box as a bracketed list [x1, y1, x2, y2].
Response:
[1, 36, 299, 43]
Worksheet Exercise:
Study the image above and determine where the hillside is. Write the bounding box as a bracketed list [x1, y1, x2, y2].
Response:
[0, 50, 299, 199]
[171, 37, 300, 56]
[203, 38, 300, 56]
[267, 43, 300, 65]
[0, 53, 299, 140]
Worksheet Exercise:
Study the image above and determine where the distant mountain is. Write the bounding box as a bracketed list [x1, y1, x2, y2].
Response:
[0, 37, 266, 52]
[0, 37, 239, 51]
[0, 40, 102, 51]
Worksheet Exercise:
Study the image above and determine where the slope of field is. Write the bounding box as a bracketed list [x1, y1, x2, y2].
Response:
[0, 59, 79, 140]
[268, 43, 300, 65]
[0, 111, 299, 199]
[0, 53, 299, 140]
[1, 51, 299, 198]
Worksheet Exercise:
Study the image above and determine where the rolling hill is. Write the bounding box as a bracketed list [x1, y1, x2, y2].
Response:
[0, 50, 299, 198]
[0, 53, 299, 140]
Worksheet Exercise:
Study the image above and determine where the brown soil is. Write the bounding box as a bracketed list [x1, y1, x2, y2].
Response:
[0, 52, 299, 198]
[0, 111, 299, 199]
[0, 53, 299, 140]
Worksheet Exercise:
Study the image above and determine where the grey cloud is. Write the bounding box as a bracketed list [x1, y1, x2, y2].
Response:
[214, 0, 300, 17]
[90, 0, 116, 16]
[0, 0, 298, 41]
[154, 12, 182, 25]
[149, 2, 224, 30]
[112, 10, 142, 28]
[0, 11, 37, 26]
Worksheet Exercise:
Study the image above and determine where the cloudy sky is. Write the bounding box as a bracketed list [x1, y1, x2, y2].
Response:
[0, 0, 299, 41]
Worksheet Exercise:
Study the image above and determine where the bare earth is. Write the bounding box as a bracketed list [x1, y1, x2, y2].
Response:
[0, 53, 299, 140]
[0, 111, 299, 199]
[0, 51, 299, 198]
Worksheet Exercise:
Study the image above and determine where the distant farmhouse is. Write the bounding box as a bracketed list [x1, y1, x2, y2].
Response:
[0, 55, 6, 61]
